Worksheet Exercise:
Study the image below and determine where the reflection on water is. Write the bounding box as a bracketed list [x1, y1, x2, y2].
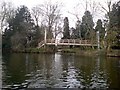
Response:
[2, 53, 120, 89]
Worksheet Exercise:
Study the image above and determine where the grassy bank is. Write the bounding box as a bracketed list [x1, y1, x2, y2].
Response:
[12, 47, 56, 54]
[60, 48, 120, 57]
[11, 47, 100, 56]
[107, 50, 120, 57]
[59, 48, 103, 56]
[10, 46, 120, 57]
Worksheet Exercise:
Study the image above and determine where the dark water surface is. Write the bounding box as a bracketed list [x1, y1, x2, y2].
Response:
[2, 53, 120, 89]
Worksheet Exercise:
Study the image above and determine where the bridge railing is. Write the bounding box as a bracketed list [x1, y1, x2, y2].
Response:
[38, 39, 97, 48]
[46, 39, 97, 44]
[38, 40, 45, 48]
[47, 39, 56, 43]
[60, 39, 97, 44]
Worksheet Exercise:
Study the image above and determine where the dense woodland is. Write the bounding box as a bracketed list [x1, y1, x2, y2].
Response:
[1, 0, 120, 52]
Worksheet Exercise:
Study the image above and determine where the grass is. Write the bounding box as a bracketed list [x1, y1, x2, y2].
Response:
[12, 46, 120, 57]
[107, 49, 120, 57]
[12, 47, 55, 53]
[60, 48, 99, 56]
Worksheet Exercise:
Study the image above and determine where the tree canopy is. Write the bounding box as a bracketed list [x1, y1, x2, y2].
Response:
[62, 17, 70, 39]
[80, 11, 94, 39]
[1, 0, 120, 51]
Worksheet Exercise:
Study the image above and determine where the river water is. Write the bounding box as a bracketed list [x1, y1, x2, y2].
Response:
[2, 53, 120, 89]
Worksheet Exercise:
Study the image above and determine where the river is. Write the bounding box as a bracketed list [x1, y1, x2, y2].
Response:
[2, 53, 120, 89]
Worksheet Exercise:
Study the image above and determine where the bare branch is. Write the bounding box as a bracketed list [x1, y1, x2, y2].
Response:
[0, 1, 15, 31]
[33, 1, 63, 39]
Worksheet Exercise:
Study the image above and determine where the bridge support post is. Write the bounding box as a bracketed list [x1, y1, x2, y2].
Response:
[55, 39, 58, 46]
[44, 28, 47, 44]
[97, 31, 100, 50]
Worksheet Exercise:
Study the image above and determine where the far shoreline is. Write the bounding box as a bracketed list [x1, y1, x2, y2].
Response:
[2, 47, 120, 57]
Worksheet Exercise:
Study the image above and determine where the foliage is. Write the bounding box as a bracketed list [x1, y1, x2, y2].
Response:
[2, 5, 43, 51]
[80, 11, 94, 39]
[1, 0, 120, 52]
[11, 6, 36, 49]
[95, 19, 105, 40]
[105, 30, 117, 50]
[74, 20, 81, 39]
[70, 27, 76, 39]
[32, 25, 44, 47]
[62, 17, 70, 39]
[2, 28, 13, 49]
[105, 1, 120, 50]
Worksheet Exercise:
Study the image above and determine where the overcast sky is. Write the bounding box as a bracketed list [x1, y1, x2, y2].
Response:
[1, 0, 119, 28]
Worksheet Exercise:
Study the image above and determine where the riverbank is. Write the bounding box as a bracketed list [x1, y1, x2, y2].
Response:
[11, 47, 56, 54]
[107, 50, 120, 57]
[59, 48, 107, 56]
[11, 47, 104, 56]
[60, 48, 120, 57]
[4, 47, 120, 57]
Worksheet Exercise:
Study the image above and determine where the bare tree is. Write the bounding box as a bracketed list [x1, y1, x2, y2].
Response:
[99, 0, 118, 50]
[68, 0, 99, 20]
[99, 0, 113, 23]
[0, 1, 15, 32]
[31, 6, 42, 26]
[53, 17, 63, 39]
[0, 1, 7, 32]
[98, 0, 114, 36]
[37, 1, 63, 39]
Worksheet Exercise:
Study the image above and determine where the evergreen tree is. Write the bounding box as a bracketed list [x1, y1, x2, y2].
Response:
[109, 2, 119, 29]
[70, 27, 76, 39]
[2, 5, 37, 50]
[95, 19, 105, 40]
[75, 20, 81, 39]
[111, 1, 120, 48]
[106, 1, 120, 49]
[33, 25, 44, 47]
[2, 28, 13, 49]
[80, 11, 94, 39]
[63, 17, 70, 39]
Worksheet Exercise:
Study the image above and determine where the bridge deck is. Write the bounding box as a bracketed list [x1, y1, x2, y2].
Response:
[46, 43, 97, 46]
[38, 39, 97, 48]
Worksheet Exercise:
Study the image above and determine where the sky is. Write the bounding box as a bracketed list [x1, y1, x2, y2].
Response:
[1, 0, 119, 28]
